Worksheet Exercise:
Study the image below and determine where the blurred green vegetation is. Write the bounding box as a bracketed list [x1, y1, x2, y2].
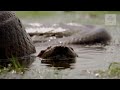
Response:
[15, 11, 120, 17]
[108, 62, 120, 77]
[0, 56, 27, 74]
[15, 11, 59, 18]
[15, 11, 120, 24]
[95, 62, 120, 78]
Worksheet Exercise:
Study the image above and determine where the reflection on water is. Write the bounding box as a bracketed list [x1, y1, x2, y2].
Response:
[17, 55, 36, 68]
[41, 58, 76, 70]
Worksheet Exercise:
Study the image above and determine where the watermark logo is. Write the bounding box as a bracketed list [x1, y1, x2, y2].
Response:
[105, 14, 116, 25]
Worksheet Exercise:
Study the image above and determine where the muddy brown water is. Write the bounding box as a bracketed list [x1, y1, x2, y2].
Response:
[0, 12, 120, 79]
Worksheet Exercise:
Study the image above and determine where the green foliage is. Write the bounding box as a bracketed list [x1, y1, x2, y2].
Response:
[15, 11, 120, 18]
[10, 56, 27, 73]
[108, 62, 120, 77]
[94, 62, 120, 78]
[0, 56, 27, 74]
[15, 11, 57, 18]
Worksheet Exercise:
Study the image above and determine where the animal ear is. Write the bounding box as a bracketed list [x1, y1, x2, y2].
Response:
[37, 50, 46, 57]
[47, 46, 52, 49]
